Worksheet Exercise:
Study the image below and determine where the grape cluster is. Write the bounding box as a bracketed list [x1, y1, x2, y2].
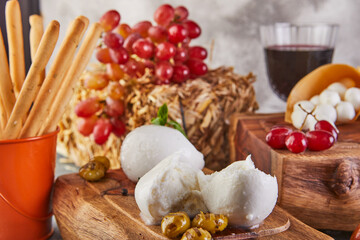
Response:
[75, 4, 208, 145]
[265, 120, 338, 153]
[97, 4, 208, 84]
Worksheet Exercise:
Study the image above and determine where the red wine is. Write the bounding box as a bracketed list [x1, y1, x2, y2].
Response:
[264, 44, 334, 101]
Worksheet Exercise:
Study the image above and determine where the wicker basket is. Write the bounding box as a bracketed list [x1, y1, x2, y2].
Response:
[57, 66, 258, 170]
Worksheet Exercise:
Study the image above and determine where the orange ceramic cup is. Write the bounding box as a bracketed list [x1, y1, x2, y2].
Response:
[0, 129, 59, 240]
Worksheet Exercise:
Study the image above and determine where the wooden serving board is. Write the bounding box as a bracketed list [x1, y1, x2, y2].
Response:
[229, 113, 360, 231]
[53, 169, 332, 240]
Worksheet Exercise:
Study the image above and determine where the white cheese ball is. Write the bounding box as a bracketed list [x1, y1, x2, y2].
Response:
[319, 89, 341, 106]
[344, 87, 360, 111]
[291, 109, 317, 131]
[135, 152, 207, 225]
[120, 125, 204, 182]
[293, 100, 315, 113]
[198, 155, 278, 228]
[327, 82, 348, 99]
[310, 95, 320, 105]
[336, 101, 356, 122]
[313, 104, 337, 123]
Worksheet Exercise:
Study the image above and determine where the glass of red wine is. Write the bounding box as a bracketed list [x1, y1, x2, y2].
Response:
[260, 23, 338, 101]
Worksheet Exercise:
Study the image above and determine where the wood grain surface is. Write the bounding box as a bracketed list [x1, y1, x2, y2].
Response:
[53, 169, 332, 240]
[229, 113, 360, 231]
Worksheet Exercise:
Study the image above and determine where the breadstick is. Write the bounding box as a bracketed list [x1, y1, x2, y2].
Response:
[0, 28, 16, 123]
[0, 98, 6, 131]
[20, 16, 88, 138]
[29, 14, 45, 83]
[5, 0, 25, 97]
[3, 20, 60, 140]
[39, 22, 103, 135]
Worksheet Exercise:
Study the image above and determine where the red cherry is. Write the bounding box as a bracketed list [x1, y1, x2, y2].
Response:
[285, 131, 308, 153]
[314, 120, 339, 140]
[306, 130, 335, 151]
[265, 127, 292, 149]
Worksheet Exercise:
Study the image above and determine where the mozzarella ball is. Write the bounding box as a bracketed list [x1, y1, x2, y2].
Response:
[336, 101, 356, 122]
[198, 155, 278, 228]
[319, 89, 341, 106]
[344, 87, 360, 111]
[310, 95, 320, 105]
[313, 104, 337, 123]
[293, 100, 315, 113]
[120, 125, 204, 182]
[327, 82, 348, 99]
[291, 109, 317, 131]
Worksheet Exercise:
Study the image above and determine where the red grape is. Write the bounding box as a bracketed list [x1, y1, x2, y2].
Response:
[265, 127, 293, 149]
[148, 26, 168, 43]
[188, 46, 207, 60]
[106, 63, 125, 81]
[174, 6, 189, 22]
[285, 131, 308, 153]
[154, 4, 175, 27]
[103, 32, 124, 49]
[132, 39, 154, 59]
[183, 20, 201, 39]
[306, 130, 335, 151]
[93, 118, 113, 145]
[132, 21, 152, 38]
[186, 59, 207, 76]
[155, 61, 173, 82]
[84, 72, 109, 90]
[99, 10, 121, 32]
[75, 97, 101, 118]
[114, 23, 132, 39]
[123, 58, 144, 77]
[155, 42, 176, 60]
[123, 33, 141, 54]
[143, 59, 155, 72]
[110, 118, 126, 137]
[171, 64, 190, 83]
[77, 116, 97, 136]
[96, 48, 112, 64]
[105, 97, 125, 117]
[314, 120, 339, 140]
[168, 24, 188, 44]
[107, 81, 125, 100]
[109, 47, 129, 64]
[174, 47, 188, 63]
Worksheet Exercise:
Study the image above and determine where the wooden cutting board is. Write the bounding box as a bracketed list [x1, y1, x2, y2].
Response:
[229, 113, 360, 231]
[53, 169, 332, 240]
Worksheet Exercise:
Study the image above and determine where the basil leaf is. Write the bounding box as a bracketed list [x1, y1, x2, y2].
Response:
[157, 103, 168, 125]
[168, 120, 187, 138]
[151, 117, 162, 125]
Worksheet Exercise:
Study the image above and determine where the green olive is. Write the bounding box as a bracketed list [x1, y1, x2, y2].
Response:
[161, 212, 191, 238]
[192, 212, 228, 234]
[79, 161, 106, 181]
[180, 227, 212, 240]
[93, 156, 110, 170]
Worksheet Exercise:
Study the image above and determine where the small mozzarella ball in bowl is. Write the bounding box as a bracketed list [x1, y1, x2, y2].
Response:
[293, 100, 315, 113]
[310, 95, 320, 105]
[319, 89, 341, 106]
[291, 110, 317, 131]
[344, 87, 360, 111]
[327, 82, 348, 99]
[336, 101, 356, 122]
[313, 104, 337, 124]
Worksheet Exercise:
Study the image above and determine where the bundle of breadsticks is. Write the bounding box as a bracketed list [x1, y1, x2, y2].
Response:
[0, 0, 103, 140]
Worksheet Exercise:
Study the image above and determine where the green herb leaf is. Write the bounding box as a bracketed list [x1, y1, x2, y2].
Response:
[157, 103, 168, 125]
[151, 117, 162, 125]
[168, 120, 187, 137]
